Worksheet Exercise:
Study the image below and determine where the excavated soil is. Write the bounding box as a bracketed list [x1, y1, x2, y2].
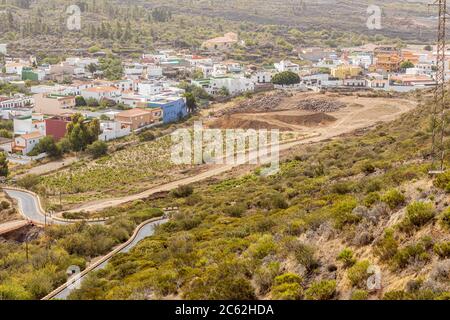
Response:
[209, 112, 337, 131]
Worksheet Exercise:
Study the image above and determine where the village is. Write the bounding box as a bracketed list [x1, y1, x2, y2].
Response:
[0, 32, 443, 162]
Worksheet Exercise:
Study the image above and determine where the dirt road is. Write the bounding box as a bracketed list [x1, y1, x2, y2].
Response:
[65, 96, 417, 213]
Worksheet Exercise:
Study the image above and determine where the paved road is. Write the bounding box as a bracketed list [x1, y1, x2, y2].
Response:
[50, 218, 168, 300]
[3, 189, 65, 225]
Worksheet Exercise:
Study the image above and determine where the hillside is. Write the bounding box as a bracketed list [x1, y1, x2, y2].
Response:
[66, 95, 450, 300]
[0, 0, 437, 60]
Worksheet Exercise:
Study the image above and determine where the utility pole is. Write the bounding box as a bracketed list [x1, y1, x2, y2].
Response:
[429, 0, 449, 174]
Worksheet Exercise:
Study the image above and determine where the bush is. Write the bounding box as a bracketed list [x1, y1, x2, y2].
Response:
[0, 200, 10, 210]
[434, 242, 450, 259]
[87, 141, 108, 159]
[271, 273, 303, 300]
[434, 171, 450, 192]
[287, 241, 318, 272]
[440, 207, 450, 229]
[272, 71, 300, 86]
[337, 248, 356, 268]
[347, 260, 370, 288]
[392, 238, 431, 269]
[139, 131, 156, 142]
[351, 289, 369, 300]
[224, 203, 247, 217]
[304, 280, 336, 300]
[331, 198, 360, 228]
[361, 161, 376, 174]
[383, 290, 412, 300]
[402, 202, 435, 229]
[364, 192, 381, 207]
[171, 185, 194, 198]
[17, 174, 41, 190]
[375, 229, 398, 261]
[381, 189, 405, 209]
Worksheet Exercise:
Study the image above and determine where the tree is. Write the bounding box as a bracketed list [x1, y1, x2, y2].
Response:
[67, 114, 100, 151]
[31, 136, 61, 158]
[184, 92, 197, 113]
[86, 63, 98, 74]
[272, 71, 300, 86]
[400, 60, 414, 69]
[87, 141, 108, 159]
[75, 96, 87, 107]
[0, 153, 8, 178]
[218, 86, 230, 97]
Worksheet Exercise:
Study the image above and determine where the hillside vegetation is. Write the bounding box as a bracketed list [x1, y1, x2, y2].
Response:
[66, 96, 450, 300]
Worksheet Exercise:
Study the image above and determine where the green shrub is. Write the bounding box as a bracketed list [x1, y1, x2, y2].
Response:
[383, 290, 412, 300]
[17, 174, 41, 190]
[375, 229, 398, 261]
[392, 238, 431, 269]
[402, 202, 435, 229]
[381, 189, 405, 209]
[87, 141, 108, 159]
[271, 273, 303, 300]
[331, 181, 355, 195]
[254, 262, 280, 294]
[304, 280, 336, 300]
[361, 161, 376, 175]
[287, 241, 318, 272]
[337, 248, 356, 268]
[350, 289, 369, 300]
[171, 185, 194, 198]
[247, 234, 277, 260]
[433, 242, 450, 259]
[224, 203, 247, 217]
[0, 200, 10, 210]
[434, 171, 450, 191]
[347, 260, 370, 288]
[440, 207, 450, 229]
[139, 130, 156, 142]
[331, 197, 360, 228]
[364, 192, 381, 207]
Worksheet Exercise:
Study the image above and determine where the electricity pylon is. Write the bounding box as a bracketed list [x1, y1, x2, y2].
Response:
[430, 0, 448, 173]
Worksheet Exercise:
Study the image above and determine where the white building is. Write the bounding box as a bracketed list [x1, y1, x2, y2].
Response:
[13, 113, 46, 135]
[0, 94, 34, 109]
[212, 64, 228, 77]
[137, 81, 164, 96]
[5, 62, 26, 75]
[0, 44, 7, 55]
[251, 70, 274, 84]
[146, 64, 163, 78]
[13, 131, 44, 155]
[350, 54, 373, 69]
[193, 76, 255, 96]
[274, 60, 300, 73]
[81, 86, 121, 102]
[124, 63, 144, 79]
[98, 121, 131, 141]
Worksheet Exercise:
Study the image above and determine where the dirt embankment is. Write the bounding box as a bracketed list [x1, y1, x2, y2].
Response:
[208, 91, 347, 131]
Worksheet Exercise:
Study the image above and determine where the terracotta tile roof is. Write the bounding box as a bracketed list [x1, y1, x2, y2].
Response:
[84, 86, 119, 93]
[117, 108, 152, 117]
[20, 131, 44, 140]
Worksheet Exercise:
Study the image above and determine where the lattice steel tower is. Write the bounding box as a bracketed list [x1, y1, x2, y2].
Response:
[430, 0, 448, 173]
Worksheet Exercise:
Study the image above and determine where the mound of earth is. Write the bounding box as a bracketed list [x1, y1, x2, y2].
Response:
[297, 98, 346, 112]
[214, 91, 290, 116]
[209, 112, 337, 131]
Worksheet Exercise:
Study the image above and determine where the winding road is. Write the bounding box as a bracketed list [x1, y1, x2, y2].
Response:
[3, 189, 65, 225]
[46, 218, 168, 300]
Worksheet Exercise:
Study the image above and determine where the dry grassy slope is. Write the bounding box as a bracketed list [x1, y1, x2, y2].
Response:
[132, 0, 434, 41]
